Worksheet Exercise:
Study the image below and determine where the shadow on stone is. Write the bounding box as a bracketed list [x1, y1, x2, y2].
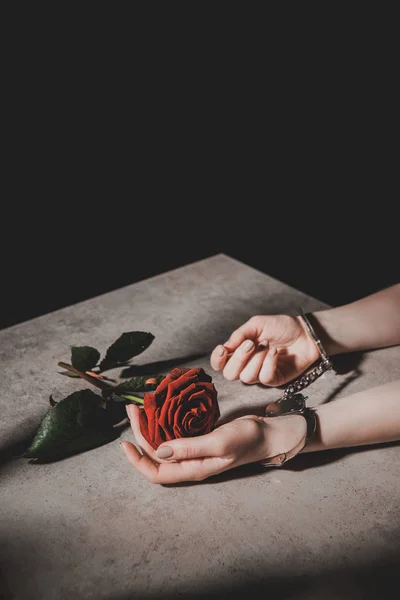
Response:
[317, 350, 365, 405]
[110, 550, 400, 600]
[0, 420, 39, 470]
[119, 353, 208, 378]
[331, 350, 364, 375]
[161, 461, 267, 488]
[285, 439, 400, 472]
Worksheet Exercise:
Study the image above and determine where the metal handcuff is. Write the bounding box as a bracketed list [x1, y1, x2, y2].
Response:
[260, 309, 333, 467]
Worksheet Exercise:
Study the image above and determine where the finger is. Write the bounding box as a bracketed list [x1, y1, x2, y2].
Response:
[155, 429, 226, 462]
[121, 441, 163, 480]
[121, 441, 230, 484]
[126, 403, 160, 461]
[239, 342, 270, 384]
[259, 346, 279, 386]
[222, 339, 256, 381]
[223, 317, 264, 351]
[210, 344, 230, 371]
[126, 404, 222, 466]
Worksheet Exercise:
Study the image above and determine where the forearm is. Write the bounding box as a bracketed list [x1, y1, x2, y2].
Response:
[312, 283, 400, 356]
[303, 380, 400, 453]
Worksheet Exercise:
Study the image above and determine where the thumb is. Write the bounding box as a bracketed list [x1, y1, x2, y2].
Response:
[223, 320, 263, 352]
[156, 432, 221, 461]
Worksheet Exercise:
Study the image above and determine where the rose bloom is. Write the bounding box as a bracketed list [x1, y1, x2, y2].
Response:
[139, 367, 220, 450]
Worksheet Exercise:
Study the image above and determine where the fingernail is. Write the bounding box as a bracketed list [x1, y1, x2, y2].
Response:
[125, 404, 134, 419]
[269, 347, 277, 356]
[216, 345, 225, 357]
[258, 340, 269, 349]
[120, 442, 126, 453]
[243, 340, 254, 352]
[156, 445, 173, 459]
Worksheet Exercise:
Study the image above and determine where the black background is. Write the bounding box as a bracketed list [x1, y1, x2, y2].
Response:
[2, 192, 397, 331]
[1, 14, 398, 331]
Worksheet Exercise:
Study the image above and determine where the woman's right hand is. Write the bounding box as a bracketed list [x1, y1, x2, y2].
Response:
[210, 314, 320, 387]
[121, 404, 307, 484]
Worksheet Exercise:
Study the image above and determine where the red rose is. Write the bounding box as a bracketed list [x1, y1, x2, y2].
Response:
[138, 367, 220, 450]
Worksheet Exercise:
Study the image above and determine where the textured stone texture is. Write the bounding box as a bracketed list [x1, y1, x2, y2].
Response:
[1, 254, 399, 600]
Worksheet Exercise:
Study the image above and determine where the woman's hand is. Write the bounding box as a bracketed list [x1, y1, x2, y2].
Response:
[210, 314, 319, 386]
[120, 404, 306, 484]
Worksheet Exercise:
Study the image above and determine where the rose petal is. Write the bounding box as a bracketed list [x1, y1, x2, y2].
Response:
[139, 367, 219, 449]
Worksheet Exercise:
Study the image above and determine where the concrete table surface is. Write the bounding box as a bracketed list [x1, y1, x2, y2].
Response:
[1, 254, 399, 600]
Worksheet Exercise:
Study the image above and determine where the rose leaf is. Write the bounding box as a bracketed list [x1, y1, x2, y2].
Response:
[71, 346, 101, 372]
[99, 332, 155, 371]
[25, 389, 119, 462]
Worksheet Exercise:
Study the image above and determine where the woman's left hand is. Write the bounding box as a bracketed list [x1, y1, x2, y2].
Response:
[120, 404, 306, 484]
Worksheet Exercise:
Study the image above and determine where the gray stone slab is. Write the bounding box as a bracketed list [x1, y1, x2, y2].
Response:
[1, 254, 399, 600]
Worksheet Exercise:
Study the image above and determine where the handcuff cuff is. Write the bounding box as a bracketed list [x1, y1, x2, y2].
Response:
[260, 309, 334, 467]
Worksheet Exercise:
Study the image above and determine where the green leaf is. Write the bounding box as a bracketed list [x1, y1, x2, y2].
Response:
[99, 332, 154, 371]
[71, 346, 100, 372]
[25, 390, 119, 462]
[114, 374, 165, 394]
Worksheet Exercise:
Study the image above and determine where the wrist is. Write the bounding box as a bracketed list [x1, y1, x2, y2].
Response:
[262, 414, 307, 458]
[308, 309, 341, 357]
[296, 315, 322, 365]
[299, 408, 322, 452]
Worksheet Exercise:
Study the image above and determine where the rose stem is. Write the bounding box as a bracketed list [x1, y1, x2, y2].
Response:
[118, 393, 144, 405]
[59, 362, 145, 405]
[58, 362, 114, 393]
